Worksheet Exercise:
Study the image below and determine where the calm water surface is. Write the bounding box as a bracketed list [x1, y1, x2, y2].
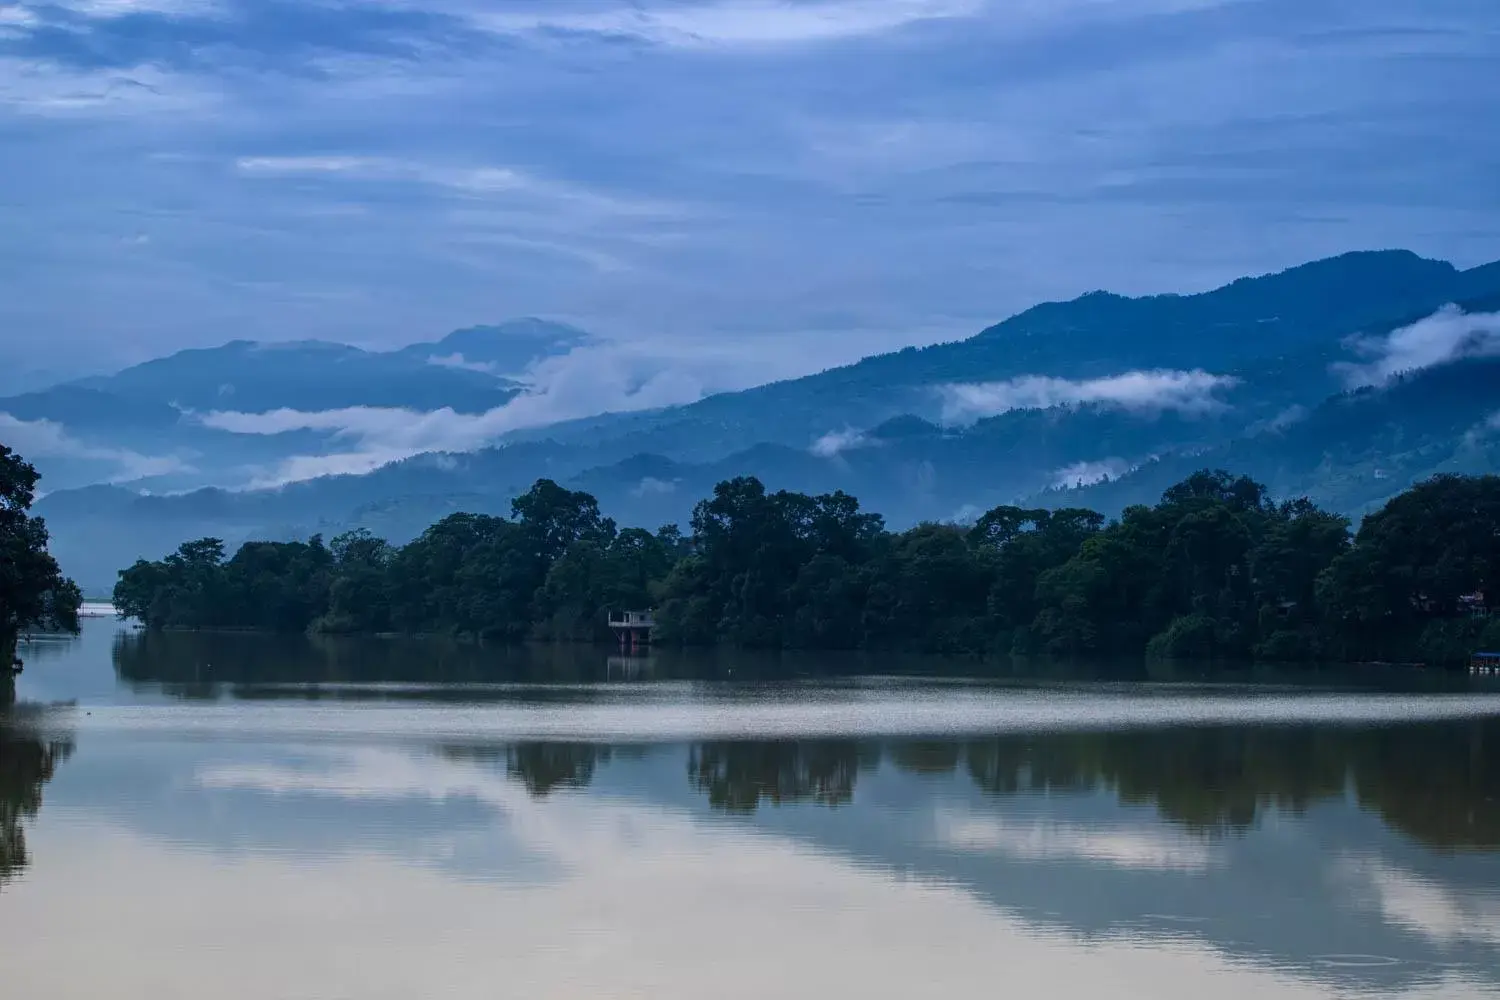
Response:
[4, 621, 1500, 998]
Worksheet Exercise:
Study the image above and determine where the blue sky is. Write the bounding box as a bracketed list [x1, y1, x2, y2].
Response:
[2, 0, 1498, 384]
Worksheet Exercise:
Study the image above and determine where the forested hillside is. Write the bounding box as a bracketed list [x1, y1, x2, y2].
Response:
[27, 249, 1500, 593]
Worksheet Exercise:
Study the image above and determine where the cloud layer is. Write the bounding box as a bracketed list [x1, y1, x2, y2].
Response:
[200, 336, 850, 487]
[2, 0, 1497, 381]
[940, 370, 1237, 423]
[1335, 307, 1500, 389]
[0, 413, 188, 482]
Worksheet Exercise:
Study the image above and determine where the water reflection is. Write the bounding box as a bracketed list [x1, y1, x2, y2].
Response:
[442, 743, 614, 798]
[0, 715, 72, 885]
[688, 741, 872, 812]
[715, 728, 1498, 848]
[4, 622, 1500, 998]
[7, 723, 1500, 996]
[110, 628, 927, 693]
[112, 625, 1500, 698]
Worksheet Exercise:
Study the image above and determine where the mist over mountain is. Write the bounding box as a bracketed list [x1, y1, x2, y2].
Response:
[0, 320, 586, 493]
[12, 250, 1500, 594]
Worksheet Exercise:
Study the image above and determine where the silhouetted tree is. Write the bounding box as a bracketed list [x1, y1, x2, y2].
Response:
[1, 446, 82, 703]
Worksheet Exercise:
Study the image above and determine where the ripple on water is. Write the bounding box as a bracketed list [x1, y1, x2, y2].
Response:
[1310, 955, 1404, 968]
[59, 688, 1500, 743]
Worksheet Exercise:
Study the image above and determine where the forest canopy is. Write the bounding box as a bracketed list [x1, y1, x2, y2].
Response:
[113, 471, 1500, 665]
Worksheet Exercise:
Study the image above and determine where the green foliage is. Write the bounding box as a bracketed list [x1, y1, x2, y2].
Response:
[1318, 474, 1500, 663]
[1146, 615, 1222, 660]
[111, 469, 1500, 666]
[0, 445, 82, 696]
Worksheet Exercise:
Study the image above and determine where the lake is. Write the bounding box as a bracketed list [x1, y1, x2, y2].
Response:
[4, 620, 1500, 998]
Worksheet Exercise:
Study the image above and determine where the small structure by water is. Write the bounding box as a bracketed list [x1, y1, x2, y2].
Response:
[608, 610, 655, 651]
[1473, 652, 1500, 675]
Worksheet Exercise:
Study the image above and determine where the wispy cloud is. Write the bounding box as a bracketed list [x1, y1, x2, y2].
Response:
[631, 476, 678, 497]
[0, 412, 189, 482]
[940, 370, 1237, 423]
[809, 427, 871, 458]
[465, 0, 985, 48]
[1335, 307, 1500, 389]
[426, 352, 500, 375]
[234, 156, 682, 218]
[0, 59, 212, 115]
[1464, 410, 1500, 447]
[43, 0, 222, 15]
[1246, 404, 1308, 436]
[198, 340, 789, 487]
[0, 5, 40, 30]
[1051, 458, 1132, 489]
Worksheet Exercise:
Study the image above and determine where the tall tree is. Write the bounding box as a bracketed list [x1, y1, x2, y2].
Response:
[0, 446, 82, 704]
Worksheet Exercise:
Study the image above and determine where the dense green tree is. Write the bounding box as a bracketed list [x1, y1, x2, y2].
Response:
[389, 514, 497, 631]
[1249, 500, 1352, 659]
[861, 523, 993, 654]
[971, 506, 1103, 650]
[109, 471, 1500, 666]
[1033, 470, 1356, 661]
[1, 446, 82, 703]
[222, 538, 332, 632]
[1319, 475, 1500, 662]
[320, 529, 395, 634]
[511, 479, 616, 566]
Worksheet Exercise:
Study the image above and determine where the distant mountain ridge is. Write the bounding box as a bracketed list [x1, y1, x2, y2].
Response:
[0, 318, 592, 493]
[16, 249, 1500, 592]
[397, 319, 594, 376]
[504, 250, 1497, 461]
[65, 318, 597, 414]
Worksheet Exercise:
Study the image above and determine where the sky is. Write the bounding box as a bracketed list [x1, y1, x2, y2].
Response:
[2, 0, 1499, 388]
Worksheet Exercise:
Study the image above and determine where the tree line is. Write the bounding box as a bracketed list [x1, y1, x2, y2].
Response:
[113, 470, 1500, 665]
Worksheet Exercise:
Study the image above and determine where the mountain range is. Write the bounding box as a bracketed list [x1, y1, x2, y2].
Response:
[7, 249, 1499, 594]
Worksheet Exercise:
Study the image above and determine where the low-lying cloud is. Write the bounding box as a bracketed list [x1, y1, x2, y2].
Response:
[425, 353, 519, 377]
[630, 477, 678, 498]
[1050, 458, 1132, 489]
[1335, 306, 1500, 389]
[809, 428, 872, 459]
[199, 339, 817, 488]
[1464, 410, 1500, 447]
[0, 412, 188, 482]
[939, 370, 1237, 423]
